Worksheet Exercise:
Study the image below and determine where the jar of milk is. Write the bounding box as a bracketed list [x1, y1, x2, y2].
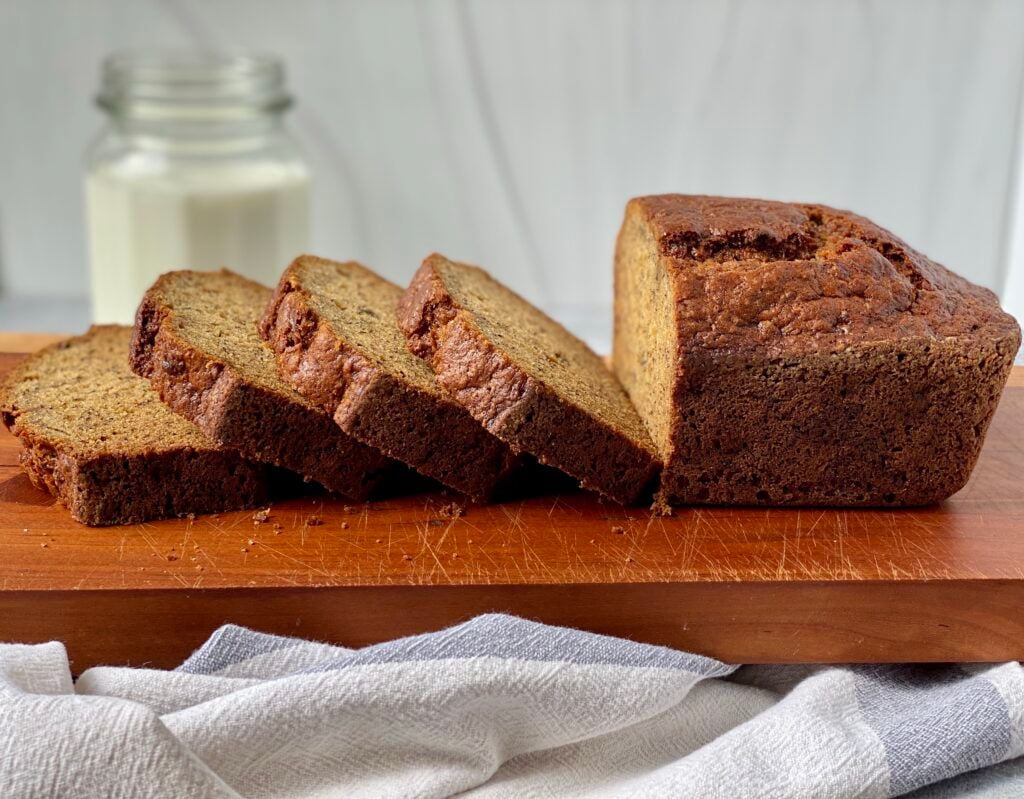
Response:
[85, 52, 310, 324]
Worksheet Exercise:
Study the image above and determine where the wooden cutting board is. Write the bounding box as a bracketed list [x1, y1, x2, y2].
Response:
[1, 340, 1023, 671]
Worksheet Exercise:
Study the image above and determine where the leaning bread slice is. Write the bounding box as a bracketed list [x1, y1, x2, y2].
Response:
[259, 256, 518, 501]
[130, 270, 391, 499]
[0, 326, 270, 526]
[398, 254, 660, 504]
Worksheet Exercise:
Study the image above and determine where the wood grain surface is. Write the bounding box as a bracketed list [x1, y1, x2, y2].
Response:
[1, 347, 1023, 670]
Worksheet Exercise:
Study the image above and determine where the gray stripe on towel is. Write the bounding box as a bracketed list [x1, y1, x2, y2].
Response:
[854, 664, 1011, 796]
[304, 614, 733, 676]
[178, 625, 302, 675]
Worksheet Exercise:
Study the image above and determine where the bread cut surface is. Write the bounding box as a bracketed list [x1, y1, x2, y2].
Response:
[0, 326, 270, 525]
[398, 254, 659, 505]
[130, 269, 391, 499]
[614, 194, 1022, 506]
[260, 256, 518, 501]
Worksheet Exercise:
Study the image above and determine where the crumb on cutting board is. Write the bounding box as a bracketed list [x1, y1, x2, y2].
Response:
[650, 496, 674, 517]
[439, 502, 465, 520]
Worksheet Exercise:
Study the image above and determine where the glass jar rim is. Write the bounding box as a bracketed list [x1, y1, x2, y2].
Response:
[97, 50, 293, 117]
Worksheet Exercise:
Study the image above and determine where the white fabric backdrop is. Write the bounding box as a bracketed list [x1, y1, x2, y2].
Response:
[0, 0, 1022, 344]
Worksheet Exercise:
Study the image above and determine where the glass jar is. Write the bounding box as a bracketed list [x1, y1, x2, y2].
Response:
[85, 51, 310, 324]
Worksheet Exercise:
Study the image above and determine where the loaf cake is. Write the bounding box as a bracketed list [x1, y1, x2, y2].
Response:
[614, 194, 1022, 506]
[0, 326, 271, 525]
[130, 269, 392, 499]
[259, 256, 518, 501]
[398, 253, 660, 504]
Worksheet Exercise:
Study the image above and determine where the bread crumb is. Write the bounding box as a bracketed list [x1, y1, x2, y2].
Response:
[439, 502, 465, 520]
[375, 538, 383, 544]
[403, 554, 413, 561]
[340, 521, 349, 529]
[40, 542, 48, 548]
[167, 553, 179, 562]
[611, 525, 625, 535]
[650, 496, 674, 517]
[247, 538, 255, 546]
[241, 547, 249, 553]
[306, 516, 324, 526]
[252, 508, 271, 523]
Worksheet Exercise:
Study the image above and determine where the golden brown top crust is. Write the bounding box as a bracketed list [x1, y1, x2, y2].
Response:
[628, 194, 1021, 356]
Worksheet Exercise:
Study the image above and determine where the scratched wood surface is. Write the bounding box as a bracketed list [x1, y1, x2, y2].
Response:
[1, 342, 1023, 669]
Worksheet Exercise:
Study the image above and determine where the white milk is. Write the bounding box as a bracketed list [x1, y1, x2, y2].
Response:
[85, 160, 309, 324]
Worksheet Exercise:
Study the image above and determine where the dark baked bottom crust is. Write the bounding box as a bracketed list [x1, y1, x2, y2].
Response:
[131, 289, 390, 500]
[658, 337, 1018, 506]
[398, 259, 659, 505]
[260, 266, 518, 501]
[12, 428, 269, 526]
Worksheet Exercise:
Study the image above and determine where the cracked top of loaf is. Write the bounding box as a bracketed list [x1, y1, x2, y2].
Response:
[627, 194, 1020, 356]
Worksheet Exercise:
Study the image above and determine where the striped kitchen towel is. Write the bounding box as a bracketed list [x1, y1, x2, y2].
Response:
[1, 614, 1023, 798]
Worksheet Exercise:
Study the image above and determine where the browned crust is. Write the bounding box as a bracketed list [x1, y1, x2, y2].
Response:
[625, 195, 1021, 355]
[1, 332, 270, 526]
[130, 278, 390, 500]
[397, 255, 660, 505]
[259, 260, 518, 501]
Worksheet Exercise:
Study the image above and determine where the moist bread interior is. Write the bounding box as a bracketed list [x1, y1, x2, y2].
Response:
[4, 325, 212, 455]
[156, 270, 305, 398]
[613, 213, 676, 455]
[433, 258, 652, 447]
[293, 257, 444, 395]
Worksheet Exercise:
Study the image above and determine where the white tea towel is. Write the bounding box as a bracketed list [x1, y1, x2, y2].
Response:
[1, 614, 1023, 798]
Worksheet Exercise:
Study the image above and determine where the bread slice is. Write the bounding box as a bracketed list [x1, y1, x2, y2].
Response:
[130, 270, 391, 499]
[613, 194, 1022, 506]
[259, 256, 518, 501]
[398, 254, 660, 504]
[0, 326, 270, 526]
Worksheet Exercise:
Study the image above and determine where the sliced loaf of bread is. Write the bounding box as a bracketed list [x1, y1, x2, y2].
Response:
[613, 194, 1021, 506]
[260, 255, 518, 501]
[130, 269, 392, 499]
[0, 326, 270, 525]
[398, 254, 660, 504]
